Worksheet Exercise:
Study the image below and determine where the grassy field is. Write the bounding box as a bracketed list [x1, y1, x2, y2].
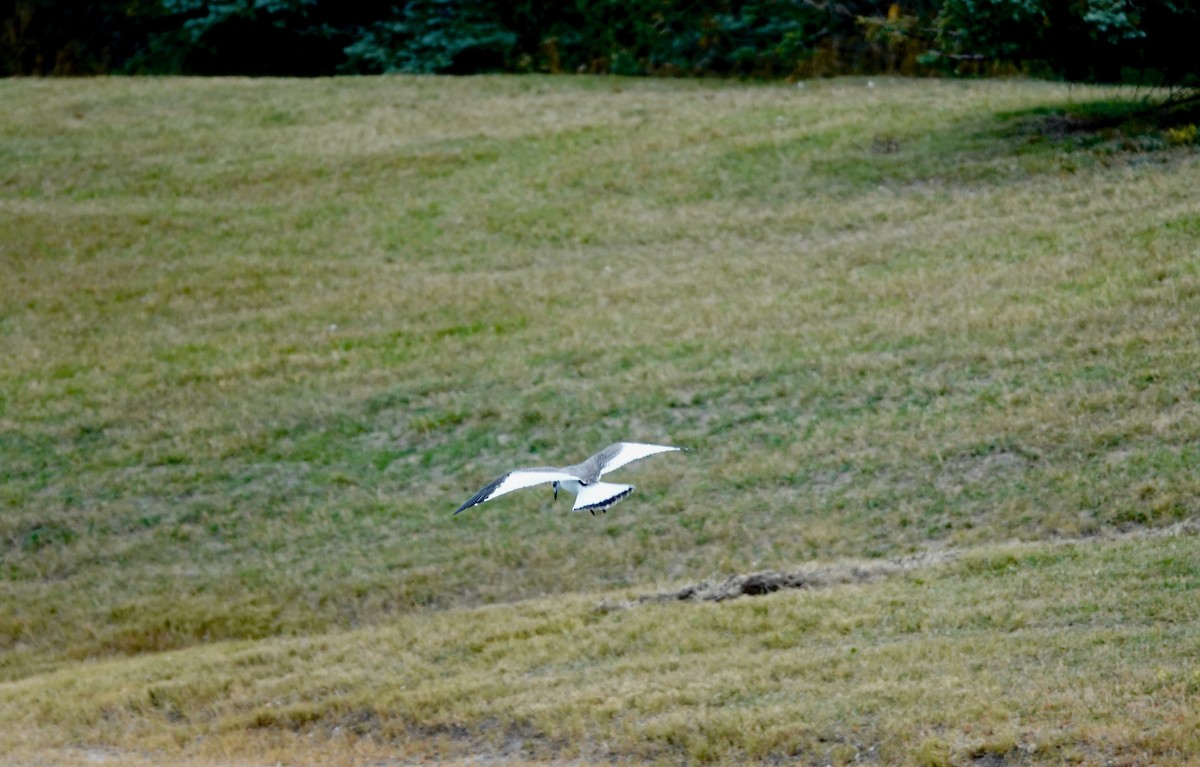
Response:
[1, 75, 1198, 765]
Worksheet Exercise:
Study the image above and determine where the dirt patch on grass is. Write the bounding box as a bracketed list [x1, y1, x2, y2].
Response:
[613, 517, 1200, 607]
[607, 550, 959, 606]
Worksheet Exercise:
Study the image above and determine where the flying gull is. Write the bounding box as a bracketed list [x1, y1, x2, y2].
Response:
[453, 442, 685, 516]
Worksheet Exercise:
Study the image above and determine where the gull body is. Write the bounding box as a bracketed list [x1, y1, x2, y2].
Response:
[453, 442, 685, 516]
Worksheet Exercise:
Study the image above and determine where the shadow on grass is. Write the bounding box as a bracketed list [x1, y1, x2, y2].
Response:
[999, 91, 1200, 158]
[703, 89, 1200, 202]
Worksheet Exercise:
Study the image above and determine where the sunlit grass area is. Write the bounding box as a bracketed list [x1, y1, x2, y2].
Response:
[1, 75, 1198, 764]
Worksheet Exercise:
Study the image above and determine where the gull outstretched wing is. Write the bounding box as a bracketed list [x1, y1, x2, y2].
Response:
[453, 468, 578, 515]
[594, 442, 684, 477]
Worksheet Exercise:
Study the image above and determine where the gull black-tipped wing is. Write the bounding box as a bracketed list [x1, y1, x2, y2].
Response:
[453, 468, 579, 515]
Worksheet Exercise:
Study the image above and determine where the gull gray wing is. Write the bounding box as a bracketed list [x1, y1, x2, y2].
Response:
[593, 442, 684, 477]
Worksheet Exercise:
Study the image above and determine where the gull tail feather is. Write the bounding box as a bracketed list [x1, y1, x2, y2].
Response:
[572, 482, 634, 514]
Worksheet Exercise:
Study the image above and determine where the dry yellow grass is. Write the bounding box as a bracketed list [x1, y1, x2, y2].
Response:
[3, 530, 1198, 765]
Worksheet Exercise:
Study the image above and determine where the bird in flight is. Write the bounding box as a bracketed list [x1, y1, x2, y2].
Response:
[453, 442, 685, 516]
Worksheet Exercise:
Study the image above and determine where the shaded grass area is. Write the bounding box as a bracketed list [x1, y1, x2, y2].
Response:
[1, 75, 1199, 694]
[2, 532, 1198, 765]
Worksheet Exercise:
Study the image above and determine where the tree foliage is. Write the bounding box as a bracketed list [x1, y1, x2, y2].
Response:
[931, 0, 1200, 87]
[130, 0, 338, 74]
[343, 1, 516, 74]
[2, 0, 162, 75]
[0, 1, 939, 77]
[2, 0, 1198, 85]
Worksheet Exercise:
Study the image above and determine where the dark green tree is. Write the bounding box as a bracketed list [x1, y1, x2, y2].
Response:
[932, 0, 1200, 87]
[2, 0, 162, 74]
[132, 0, 347, 75]
[341, 0, 516, 74]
